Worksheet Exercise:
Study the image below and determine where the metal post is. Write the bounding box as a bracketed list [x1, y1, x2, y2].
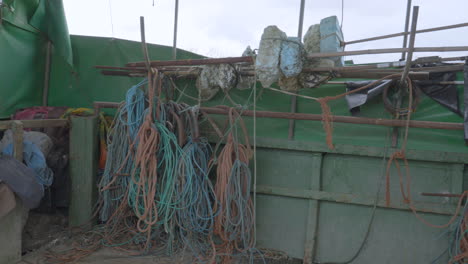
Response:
[288, 0, 306, 140]
[401, 0, 412, 61]
[172, 0, 179, 60]
[393, 6, 419, 147]
[400, 6, 419, 83]
[42, 41, 52, 106]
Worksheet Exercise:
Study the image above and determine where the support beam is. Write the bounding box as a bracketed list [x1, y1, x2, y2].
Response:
[69, 116, 98, 227]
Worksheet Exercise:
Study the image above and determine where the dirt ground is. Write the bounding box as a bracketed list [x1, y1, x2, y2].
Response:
[17, 213, 299, 264]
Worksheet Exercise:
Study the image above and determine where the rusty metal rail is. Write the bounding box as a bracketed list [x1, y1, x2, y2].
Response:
[93, 101, 463, 131]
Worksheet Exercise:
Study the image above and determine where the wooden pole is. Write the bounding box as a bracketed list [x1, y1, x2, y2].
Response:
[42, 41, 52, 106]
[69, 116, 98, 228]
[11, 121, 23, 162]
[400, 0, 412, 61]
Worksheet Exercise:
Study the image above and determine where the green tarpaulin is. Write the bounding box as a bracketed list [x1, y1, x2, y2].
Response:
[1, 0, 467, 154]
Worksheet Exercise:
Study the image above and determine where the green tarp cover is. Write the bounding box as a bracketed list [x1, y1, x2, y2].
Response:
[0, 0, 71, 118]
[1, 0, 467, 154]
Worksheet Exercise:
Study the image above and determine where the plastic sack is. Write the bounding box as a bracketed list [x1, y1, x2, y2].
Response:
[415, 71, 461, 116]
[2, 141, 54, 187]
[0, 156, 44, 209]
[236, 46, 256, 90]
[196, 64, 237, 100]
[303, 24, 320, 54]
[320, 16, 344, 67]
[345, 80, 393, 115]
[0, 130, 53, 157]
[280, 37, 303, 78]
[255, 26, 287, 88]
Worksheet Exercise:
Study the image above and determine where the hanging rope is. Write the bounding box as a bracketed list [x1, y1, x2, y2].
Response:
[214, 107, 255, 262]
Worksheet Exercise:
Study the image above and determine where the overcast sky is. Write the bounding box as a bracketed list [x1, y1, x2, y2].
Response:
[63, 0, 468, 63]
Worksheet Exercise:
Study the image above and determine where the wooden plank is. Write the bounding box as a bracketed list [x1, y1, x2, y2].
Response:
[0, 119, 68, 130]
[69, 116, 98, 227]
[11, 121, 23, 162]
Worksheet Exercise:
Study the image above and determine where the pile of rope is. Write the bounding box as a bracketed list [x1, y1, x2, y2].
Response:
[51, 73, 259, 263]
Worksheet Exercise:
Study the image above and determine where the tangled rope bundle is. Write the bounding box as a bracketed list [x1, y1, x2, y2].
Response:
[214, 107, 255, 262]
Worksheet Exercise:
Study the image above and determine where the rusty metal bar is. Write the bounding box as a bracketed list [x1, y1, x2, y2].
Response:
[345, 22, 468, 46]
[126, 56, 254, 67]
[421, 192, 463, 198]
[93, 101, 463, 131]
[200, 107, 464, 130]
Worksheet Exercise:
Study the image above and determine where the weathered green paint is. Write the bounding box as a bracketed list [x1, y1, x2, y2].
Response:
[0, 198, 23, 264]
[69, 116, 98, 227]
[251, 145, 464, 263]
[202, 130, 468, 164]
